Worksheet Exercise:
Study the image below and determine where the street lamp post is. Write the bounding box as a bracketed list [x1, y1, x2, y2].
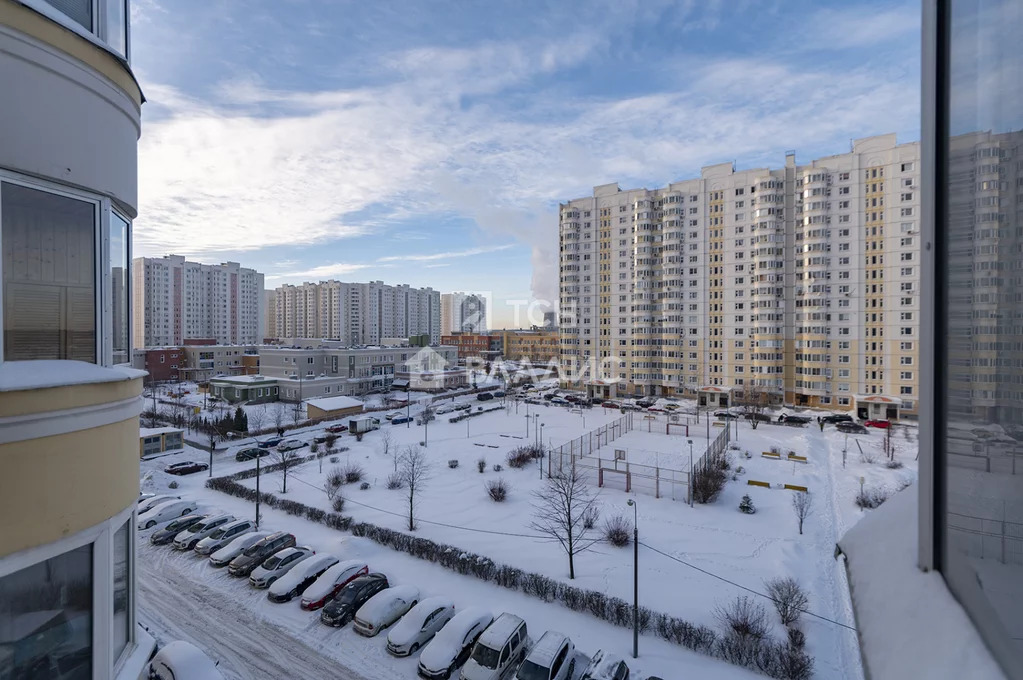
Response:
[627, 499, 639, 659]
[688, 439, 694, 508]
[539, 423, 546, 479]
[255, 454, 261, 530]
[406, 385, 411, 429]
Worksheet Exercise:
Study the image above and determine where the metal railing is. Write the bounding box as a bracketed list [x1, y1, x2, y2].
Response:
[948, 511, 1023, 566]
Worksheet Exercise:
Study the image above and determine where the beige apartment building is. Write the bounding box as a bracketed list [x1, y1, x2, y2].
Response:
[559, 134, 921, 417]
[0, 1, 153, 677]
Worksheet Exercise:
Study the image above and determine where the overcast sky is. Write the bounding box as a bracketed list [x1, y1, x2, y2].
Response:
[130, 0, 920, 328]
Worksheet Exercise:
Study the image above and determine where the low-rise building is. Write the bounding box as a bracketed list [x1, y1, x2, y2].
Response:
[441, 333, 503, 363]
[139, 427, 184, 458]
[179, 344, 259, 382]
[501, 330, 559, 367]
[208, 375, 279, 404]
[132, 347, 182, 382]
[306, 395, 365, 420]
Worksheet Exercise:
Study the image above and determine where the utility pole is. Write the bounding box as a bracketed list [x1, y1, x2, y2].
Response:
[627, 499, 639, 659]
[255, 453, 261, 529]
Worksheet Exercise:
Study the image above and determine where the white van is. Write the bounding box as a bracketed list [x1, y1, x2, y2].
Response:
[460, 613, 529, 680]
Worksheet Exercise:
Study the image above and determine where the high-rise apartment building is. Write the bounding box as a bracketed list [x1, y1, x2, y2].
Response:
[441, 292, 488, 333]
[132, 255, 265, 347]
[264, 288, 276, 339]
[273, 280, 441, 345]
[0, 1, 153, 677]
[559, 134, 921, 416]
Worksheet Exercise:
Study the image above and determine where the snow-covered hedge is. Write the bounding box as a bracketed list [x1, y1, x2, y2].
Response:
[447, 406, 503, 423]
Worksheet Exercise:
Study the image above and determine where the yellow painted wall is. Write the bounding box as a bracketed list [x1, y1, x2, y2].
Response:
[0, 377, 141, 418]
[0, 416, 139, 558]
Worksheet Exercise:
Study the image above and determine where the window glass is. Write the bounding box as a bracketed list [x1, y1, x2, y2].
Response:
[43, 0, 92, 30]
[0, 542, 93, 678]
[110, 211, 129, 364]
[2, 182, 96, 362]
[103, 0, 128, 56]
[942, 0, 1023, 669]
[113, 521, 130, 662]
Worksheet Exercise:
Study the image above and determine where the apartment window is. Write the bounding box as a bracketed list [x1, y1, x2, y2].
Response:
[2, 181, 97, 362]
[901, 162, 914, 172]
[901, 207, 914, 216]
[38, 0, 130, 58]
[112, 520, 130, 662]
[0, 543, 93, 677]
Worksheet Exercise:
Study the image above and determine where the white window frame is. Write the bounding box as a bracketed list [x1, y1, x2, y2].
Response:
[21, 0, 132, 60]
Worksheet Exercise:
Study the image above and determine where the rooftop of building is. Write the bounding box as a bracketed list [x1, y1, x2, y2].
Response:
[305, 395, 365, 412]
[0, 361, 146, 393]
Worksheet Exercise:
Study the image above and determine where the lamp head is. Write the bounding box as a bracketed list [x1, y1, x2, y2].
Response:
[627, 499, 635, 507]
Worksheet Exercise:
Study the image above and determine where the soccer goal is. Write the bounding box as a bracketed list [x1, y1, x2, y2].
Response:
[666, 422, 689, 436]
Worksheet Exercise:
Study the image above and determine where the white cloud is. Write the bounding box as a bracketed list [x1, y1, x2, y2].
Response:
[802, 5, 918, 49]
[267, 262, 374, 281]
[377, 245, 515, 263]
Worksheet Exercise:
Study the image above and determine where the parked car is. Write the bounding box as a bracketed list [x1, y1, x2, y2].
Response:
[550, 397, 569, 406]
[418, 608, 494, 680]
[138, 492, 156, 505]
[778, 414, 812, 426]
[386, 596, 455, 656]
[524, 398, 544, 406]
[164, 460, 209, 476]
[580, 650, 629, 680]
[602, 401, 621, 409]
[391, 416, 413, 425]
[354, 584, 420, 637]
[516, 631, 576, 680]
[249, 546, 314, 588]
[300, 560, 370, 610]
[257, 437, 284, 449]
[194, 519, 256, 555]
[320, 573, 390, 627]
[138, 494, 180, 515]
[837, 421, 869, 434]
[646, 406, 666, 413]
[453, 403, 472, 411]
[385, 411, 404, 421]
[865, 419, 891, 429]
[227, 531, 297, 577]
[714, 411, 738, 420]
[744, 412, 773, 422]
[173, 514, 235, 551]
[589, 397, 605, 405]
[542, 393, 557, 401]
[460, 613, 529, 680]
[326, 424, 349, 433]
[635, 398, 656, 408]
[276, 439, 307, 452]
[209, 531, 271, 568]
[148, 640, 224, 680]
[476, 393, 495, 402]
[139, 500, 198, 530]
[150, 514, 204, 546]
[235, 447, 268, 462]
[436, 404, 457, 414]
[822, 413, 854, 424]
[268, 553, 339, 603]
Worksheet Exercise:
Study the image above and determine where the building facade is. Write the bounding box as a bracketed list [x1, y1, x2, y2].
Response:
[178, 343, 258, 382]
[559, 134, 921, 416]
[264, 288, 276, 339]
[273, 280, 441, 345]
[131, 347, 182, 383]
[503, 330, 560, 367]
[0, 2, 153, 678]
[441, 333, 503, 363]
[259, 344, 458, 400]
[132, 255, 265, 347]
[441, 292, 488, 333]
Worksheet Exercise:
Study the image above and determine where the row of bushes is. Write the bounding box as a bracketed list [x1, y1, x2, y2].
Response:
[205, 471, 812, 678]
[448, 406, 503, 424]
[507, 443, 545, 468]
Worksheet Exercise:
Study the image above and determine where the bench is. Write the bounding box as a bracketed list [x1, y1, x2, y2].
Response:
[784, 484, 809, 493]
[712, 421, 726, 427]
[747, 480, 771, 488]
[787, 454, 808, 463]
[761, 451, 780, 459]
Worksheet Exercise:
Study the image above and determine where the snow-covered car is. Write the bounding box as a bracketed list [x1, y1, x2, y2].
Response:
[320, 573, 389, 627]
[164, 460, 209, 475]
[300, 560, 370, 610]
[258, 437, 284, 449]
[138, 494, 179, 514]
[194, 519, 256, 555]
[453, 403, 472, 412]
[139, 499, 198, 530]
[173, 514, 235, 551]
[460, 613, 529, 680]
[249, 546, 314, 588]
[267, 553, 340, 603]
[148, 640, 224, 680]
[418, 608, 493, 679]
[837, 421, 869, 434]
[549, 397, 570, 405]
[435, 404, 457, 415]
[385, 411, 404, 421]
[386, 596, 455, 656]
[276, 439, 307, 452]
[150, 515, 204, 546]
[353, 584, 420, 637]
[580, 650, 629, 680]
[209, 531, 271, 567]
[515, 631, 576, 680]
[138, 492, 156, 505]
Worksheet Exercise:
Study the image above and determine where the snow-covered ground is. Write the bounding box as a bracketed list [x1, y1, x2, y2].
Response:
[140, 400, 918, 680]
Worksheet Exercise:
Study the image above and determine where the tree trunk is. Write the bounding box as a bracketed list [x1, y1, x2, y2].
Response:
[408, 491, 415, 531]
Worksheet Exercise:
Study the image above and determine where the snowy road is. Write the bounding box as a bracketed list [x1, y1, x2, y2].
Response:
[138, 545, 372, 680]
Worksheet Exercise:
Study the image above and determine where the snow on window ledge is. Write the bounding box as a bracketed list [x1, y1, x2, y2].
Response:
[0, 360, 146, 393]
[837, 487, 1007, 680]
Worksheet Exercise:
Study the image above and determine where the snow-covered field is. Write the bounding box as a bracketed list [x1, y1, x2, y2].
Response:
[139, 398, 918, 680]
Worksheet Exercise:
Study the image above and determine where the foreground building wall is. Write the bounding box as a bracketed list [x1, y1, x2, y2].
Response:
[559, 134, 921, 415]
[0, 1, 152, 677]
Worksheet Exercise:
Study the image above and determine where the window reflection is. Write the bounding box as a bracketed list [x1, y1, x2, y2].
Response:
[0, 543, 93, 679]
[944, 0, 1023, 665]
[112, 521, 130, 662]
[110, 212, 130, 364]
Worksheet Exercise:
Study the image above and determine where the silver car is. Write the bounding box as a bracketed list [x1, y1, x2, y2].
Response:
[194, 519, 255, 555]
[173, 514, 235, 551]
[249, 546, 314, 588]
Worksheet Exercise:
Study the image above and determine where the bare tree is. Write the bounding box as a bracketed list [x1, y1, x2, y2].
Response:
[272, 403, 286, 437]
[398, 445, 431, 531]
[791, 491, 813, 535]
[764, 577, 809, 626]
[248, 404, 269, 443]
[529, 465, 600, 579]
[379, 429, 397, 471]
[269, 447, 301, 494]
[737, 385, 768, 430]
[291, 400, 304, 427]
[324, 432, 338, 454]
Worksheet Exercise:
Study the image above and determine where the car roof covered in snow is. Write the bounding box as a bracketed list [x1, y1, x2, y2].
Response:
[477, 612, 524, 648]
[357, 584, 419, 621]
[150, 640, 224, 680]
[525, 631, 568, 665]
[584, 650, 628, 679]
[388, 596, 453, 638]
[419, 607, 493, 671]
[269, 554, 338, 595]
[302, 559, 367, 601]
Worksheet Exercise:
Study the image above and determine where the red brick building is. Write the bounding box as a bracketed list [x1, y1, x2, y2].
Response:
[440, 333, 503, 363]
[132, 348, 182, 383]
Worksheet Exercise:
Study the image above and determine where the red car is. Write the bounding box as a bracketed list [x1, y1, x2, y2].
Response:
[325, 424, 349, 433]
[299, 560, 370, 610]
[865, 419, 891, 429]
